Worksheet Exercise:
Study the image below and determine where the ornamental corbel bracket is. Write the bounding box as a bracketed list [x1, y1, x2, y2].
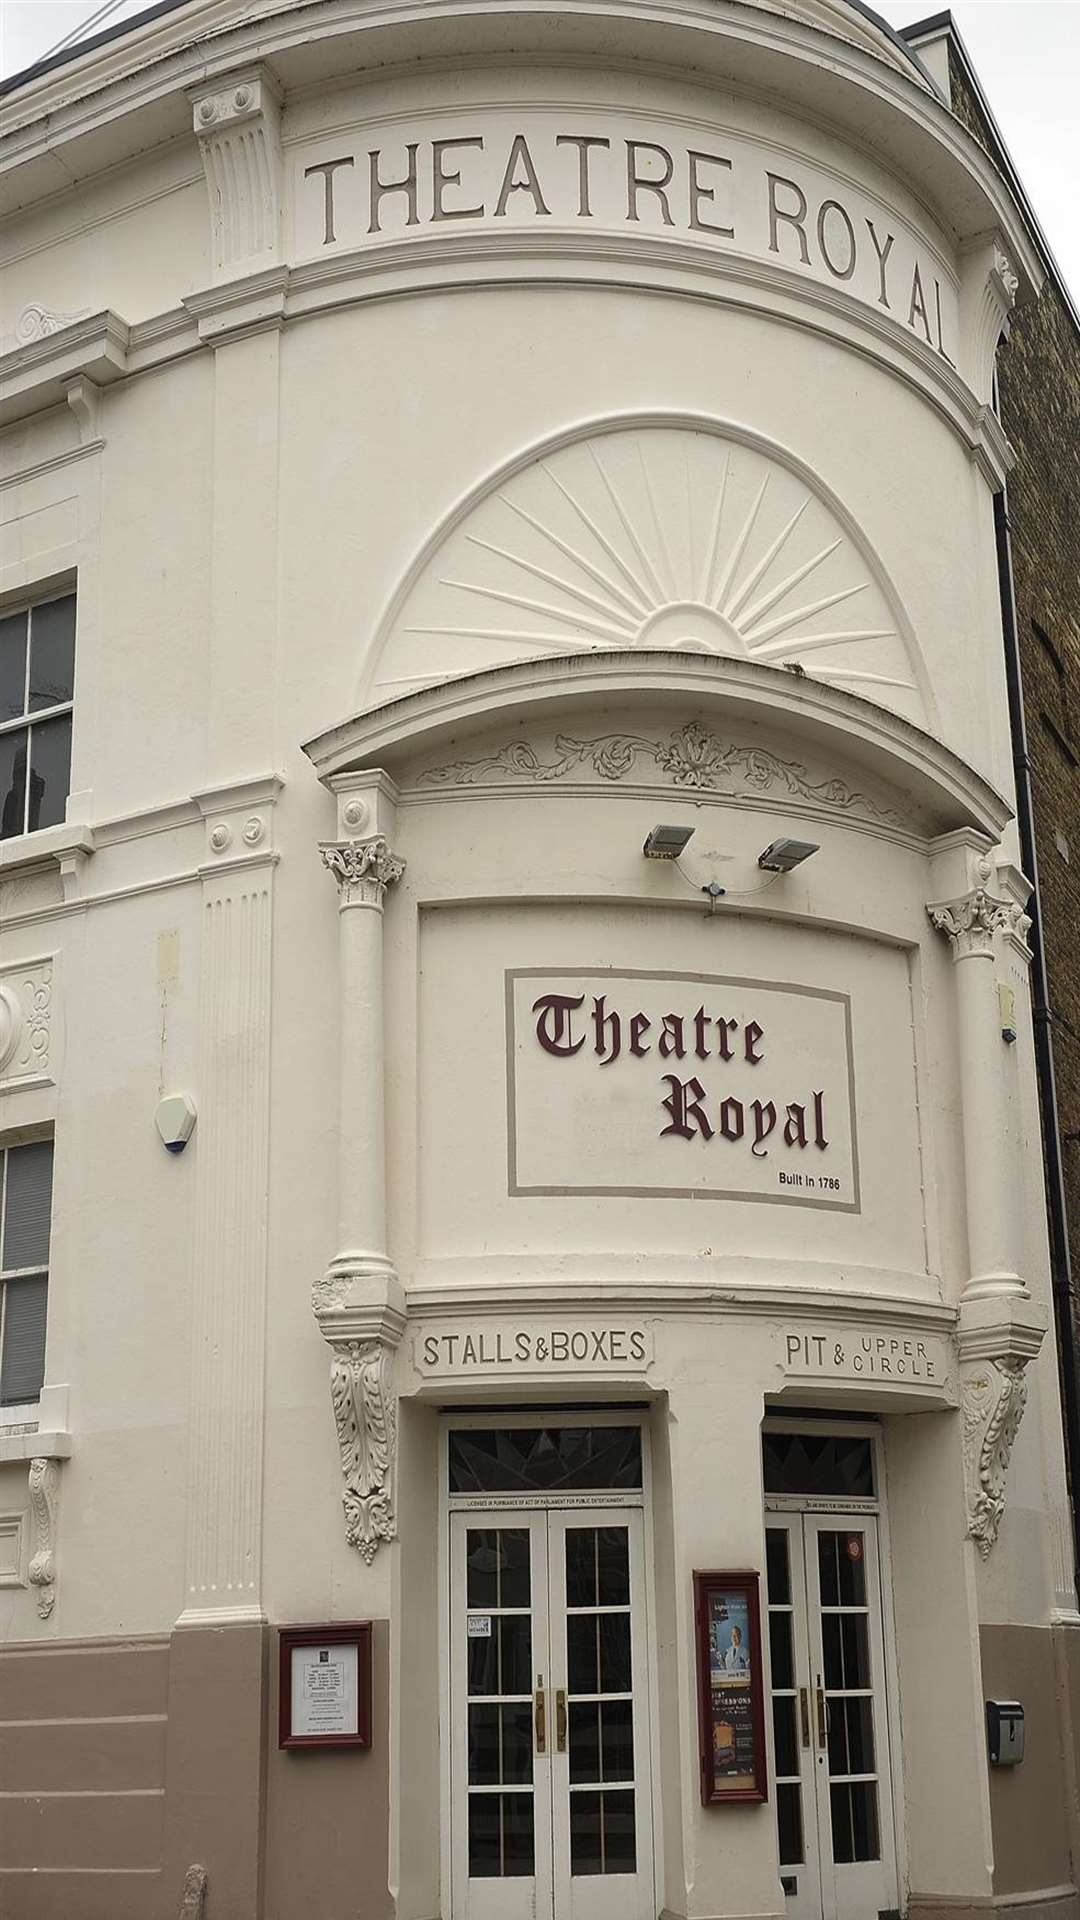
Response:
[312, 1268, 407, 1563]
[959, 1299, 1046, 1558]
[27, 1456, 61, 1618]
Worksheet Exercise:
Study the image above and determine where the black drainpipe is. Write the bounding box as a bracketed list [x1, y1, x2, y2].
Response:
[994, 483, 1080, 1595]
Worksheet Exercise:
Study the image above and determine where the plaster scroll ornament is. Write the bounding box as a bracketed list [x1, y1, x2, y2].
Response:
[319, 837, 406, 910]
[367, 426, 927, 729]
[0, 964, 52, 1087]
[328, 1339, 397, 1563]
[177, 1865, 208, 1920]
[960, 1356, 1030, 1557]
[27, 1458, 61, 1619]
[0, 984, 23, 1074]
[416, 720, 908, 827]
[15, 303, 91, 345]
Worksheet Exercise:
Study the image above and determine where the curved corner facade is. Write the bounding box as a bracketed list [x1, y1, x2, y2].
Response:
[0, 3, 1077, 1917]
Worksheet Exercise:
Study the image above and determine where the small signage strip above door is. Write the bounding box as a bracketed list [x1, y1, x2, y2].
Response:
[416, 1322, 653, 1379]
[777, 1322, 957, 1406]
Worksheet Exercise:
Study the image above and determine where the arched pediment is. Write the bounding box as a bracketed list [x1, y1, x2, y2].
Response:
[361, 418, 933, 732]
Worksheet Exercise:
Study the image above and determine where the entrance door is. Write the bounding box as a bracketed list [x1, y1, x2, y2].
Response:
[765, 1513, 898, 1920]
[450, 1508, 654, 1920]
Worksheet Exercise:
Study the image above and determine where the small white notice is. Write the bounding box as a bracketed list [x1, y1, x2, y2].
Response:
[291, 1643, 359, 1738]
[467, 1614, 493, 1638]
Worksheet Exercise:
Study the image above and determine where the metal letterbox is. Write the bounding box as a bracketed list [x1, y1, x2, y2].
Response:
[987, 1699, 1025, 1766]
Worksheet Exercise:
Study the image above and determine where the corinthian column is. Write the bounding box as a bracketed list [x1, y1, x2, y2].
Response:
[314, 773, 406, 1564]
[927, 885, 1025, 1303]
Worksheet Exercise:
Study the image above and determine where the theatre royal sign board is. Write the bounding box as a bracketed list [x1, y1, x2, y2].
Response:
[507, 970, 859, 1210]
[293, 107, 958, 362]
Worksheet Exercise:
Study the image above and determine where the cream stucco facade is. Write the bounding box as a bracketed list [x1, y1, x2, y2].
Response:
[0, 3, 1077, 1917]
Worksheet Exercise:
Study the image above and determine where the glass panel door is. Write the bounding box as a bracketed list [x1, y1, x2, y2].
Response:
[765, 1518, 824, 1920]
[803, 1516, 897, 1920]
[765, 1511, 898, 1920]
[548, 1509, 654, 1920]
[450, 1513, 552, 1920]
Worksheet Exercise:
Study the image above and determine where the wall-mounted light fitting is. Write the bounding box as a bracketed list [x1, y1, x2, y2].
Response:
[758, 838, 820, 873]
[643, 823, 695, 860]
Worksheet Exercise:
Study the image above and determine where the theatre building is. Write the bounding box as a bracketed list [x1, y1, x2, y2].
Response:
[1, 1, 1079, 1916]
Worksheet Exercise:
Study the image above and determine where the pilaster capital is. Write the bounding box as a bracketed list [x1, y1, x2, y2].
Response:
[320, 837, 406, 910]
[189, 66, 283, 281]
[926, 886, 1006, 959]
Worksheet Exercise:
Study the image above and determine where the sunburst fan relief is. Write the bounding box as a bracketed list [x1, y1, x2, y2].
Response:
[368, 427, 925, 725]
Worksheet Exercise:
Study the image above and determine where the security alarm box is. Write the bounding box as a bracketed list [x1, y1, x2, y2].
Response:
[987, 1699, 1024, 1766]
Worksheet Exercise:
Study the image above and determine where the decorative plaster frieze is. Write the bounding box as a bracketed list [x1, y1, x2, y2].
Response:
[320, 837, 406, 911]
[15, 303, 91, 345]
[0, 959, 53, 1090]
[417, 721, 909, 827]
[27, 1457, 60, 1618]
[189, 69, 283, 281]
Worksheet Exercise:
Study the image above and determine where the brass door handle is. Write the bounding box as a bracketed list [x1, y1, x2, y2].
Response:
[535, 1678, 547, 1755]
[799, 1687, 811, 1750]
[815, 1680, 828, 1751]
[556, 1689, 567, 1753]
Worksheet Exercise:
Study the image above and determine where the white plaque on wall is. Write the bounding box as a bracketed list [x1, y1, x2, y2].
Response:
[507, 969, 859, 1211]
[290, 1643, 360, 1739]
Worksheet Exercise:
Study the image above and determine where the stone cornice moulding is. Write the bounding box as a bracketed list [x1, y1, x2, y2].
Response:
[0, 0, 1043, 296]
[301, 650, 1012, 841]
[0, 308, 129, 430]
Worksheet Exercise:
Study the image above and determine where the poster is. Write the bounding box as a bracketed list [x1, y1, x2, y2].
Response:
[278, 1623, 372, 1749]
[694, 1573, 767, 1803]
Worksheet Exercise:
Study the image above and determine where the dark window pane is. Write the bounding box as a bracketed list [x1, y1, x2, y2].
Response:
[830, 1780, 879, 1863]
[0, 727, 27, 840]
[840, 1614, 870, 1690]
[838, 1534, 867, 1606]
[601, 1700, 634, 1781]
[566, 1528, 597, 1607]
[0, 612, 27, 722]
[602, 1790, 636, 1873]
[499, 1705, 533, 1785]
[569, 1701, 600, 1784]
[27, 713, 72, 832]
[467, 1530, 499, 1608]
[468, 1793, 500, 1876]
[777, 1782, 804, 1865]
[498, 1615, 531, 1695]
[597, 1528, 630, 1605]
[570, 1791, 602, 1875]
[818, 1531, 840, 1607]
[449, 1426, 642, 1493]
[498, 1528, 531, 1607]
[1, 1274, 48, 1404]
[763, 1433, 874, 1499]
[828, 1696, 875, 1778]
[28, 597, 76, 711]
[766, 1528, 790, 1606]
[822, 1614, 842, 1691]
[769, 1611, 794, 1691]
[4, 1141, 53, 1270]
[568, 1615, 598, 1694]
[773, 1695, 798, 1778]
[599, 1614, 631, 1693]
[501, 1793, 535, 1875]
[468, 1703, 500, 1785]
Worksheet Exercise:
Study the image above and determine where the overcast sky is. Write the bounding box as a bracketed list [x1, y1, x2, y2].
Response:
[1, 0, 1078, 297]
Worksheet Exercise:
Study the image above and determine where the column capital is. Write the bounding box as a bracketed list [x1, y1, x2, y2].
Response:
[320, 836, 406, 910]
[927, 886, 1008, 959]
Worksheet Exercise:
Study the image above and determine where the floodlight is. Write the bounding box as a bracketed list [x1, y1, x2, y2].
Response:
[758, 838, 820, 872]
[643, 824, 695, 860]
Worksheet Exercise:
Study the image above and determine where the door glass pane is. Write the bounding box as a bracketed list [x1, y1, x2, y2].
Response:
[464, 1526, 534, 1881]
[773, 1694, 799, 1777]
[599, 1613, 631, 1692]
[570, 1788, 636, 1876]
[827, 1695, 875, 1777]
[469, 1792, 535, 1877]
[766, 1526, 791, 1605]
[829, 1780, 880, 1863]
[600, 1700, 634, 1781]
[769, 1609, 794, 1690]
[450, 1426, 642, 1493]
[777, 1781, 804, 1865]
